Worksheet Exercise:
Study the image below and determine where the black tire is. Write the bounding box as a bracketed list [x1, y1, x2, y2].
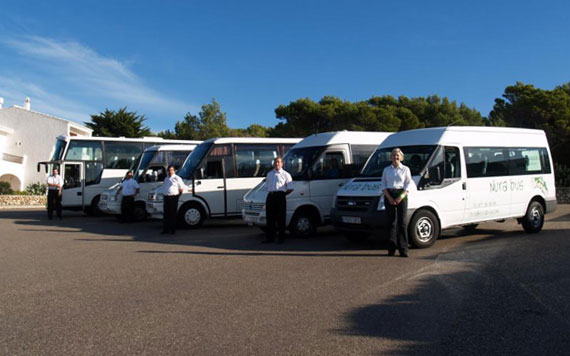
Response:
[408, 209, 440, 248]
[522, 201, 544, 233]
[178, 203, 205, 229]
[289, 211, 317, 237]
[462, 224, 478, 231]
[85, 195, 104, 216]
[133, 203, 147, 222]
[343, 232, 369, 243]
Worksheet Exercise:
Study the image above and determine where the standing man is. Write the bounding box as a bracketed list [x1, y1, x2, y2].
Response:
[116, 170, 140, 223]
[380, 148, 412, 257]
[162, 165, 185, 235]
[46, 167, 63, 220]
[264, 157, 293, 244]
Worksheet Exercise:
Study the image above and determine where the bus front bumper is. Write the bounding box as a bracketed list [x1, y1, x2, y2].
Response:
[331, 207, 390, 234]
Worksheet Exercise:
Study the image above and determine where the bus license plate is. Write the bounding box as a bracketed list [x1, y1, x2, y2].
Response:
[342, 216, 361, 224]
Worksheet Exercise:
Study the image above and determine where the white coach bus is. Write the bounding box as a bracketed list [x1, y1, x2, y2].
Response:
[38, 135, 197, 214]
[146, 137, 301, 228]
[331, 127, 557, 248]
[241, 131, 392, 236]
[98, 144, 198, 220]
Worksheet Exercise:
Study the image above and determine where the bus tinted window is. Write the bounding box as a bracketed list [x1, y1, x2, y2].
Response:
[167, 151, 191, 169]
[65, 141, 103, 161]
[351, 145, 377, 170]
[465, 147, 509, 178]
[52, 139, 67, 160]
[361, 145, 436, 177]
[104, 142, 143, 169]
[235, 144, 278, 178]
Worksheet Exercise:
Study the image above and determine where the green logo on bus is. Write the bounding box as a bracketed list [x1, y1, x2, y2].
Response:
[534, 177, 548, 194]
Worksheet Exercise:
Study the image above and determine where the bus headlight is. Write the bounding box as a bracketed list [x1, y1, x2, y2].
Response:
[156, 193, 164, 202]
[377, 194, 385, 211]
[109, 194, 117, 202]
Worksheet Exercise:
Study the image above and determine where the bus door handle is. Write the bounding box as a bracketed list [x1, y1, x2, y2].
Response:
[217, 186, 224, 189]
[77, 192, 82, 196]
[338, 183, 343, 187]
[196, 181, 201, 185]
[462, 182, 467, 190]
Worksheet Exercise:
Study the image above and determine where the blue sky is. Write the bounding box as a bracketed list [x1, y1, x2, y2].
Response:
[0, 0, 569, 132]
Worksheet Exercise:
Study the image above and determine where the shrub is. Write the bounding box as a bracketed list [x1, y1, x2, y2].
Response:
[555, 163, 570, 187]
[0, 181, 14, 195]
[26, 182, 47, 195]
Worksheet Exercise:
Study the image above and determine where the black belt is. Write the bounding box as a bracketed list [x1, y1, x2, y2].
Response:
[268, 191, 285, 195]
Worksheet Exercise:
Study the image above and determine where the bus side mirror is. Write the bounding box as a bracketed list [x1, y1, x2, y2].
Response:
[37, 163, 41, 173]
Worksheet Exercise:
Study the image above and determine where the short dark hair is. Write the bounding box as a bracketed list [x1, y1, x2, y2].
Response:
[167, 165, 176, 171]
[274, 156, 283, 163]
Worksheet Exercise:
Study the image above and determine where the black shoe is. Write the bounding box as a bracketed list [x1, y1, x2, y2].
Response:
[58, 216, 62, 220]
[388, 249, 396, 256]
[48, 217, 53, 220]
[170, 231, 176, 235]
[399, 251, 408, 258]
[276, 239, 284, 244]
[160, 230, 168, 235]
[261, 239, 274, 243]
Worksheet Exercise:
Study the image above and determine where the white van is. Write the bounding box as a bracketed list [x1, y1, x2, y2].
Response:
[98, 144, 198, 220]
[146, 137, 301, 227]
[331, 126, 557, 248]
[242, 131, 392, 236]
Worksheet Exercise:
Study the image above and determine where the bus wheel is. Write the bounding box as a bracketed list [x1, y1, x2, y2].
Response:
[85, 195, 104, 216]
[290, 211, 317, 237]
[408, 209, 440, 248]
[179, 203, 205, 229]
[522, 201, 544, 233]
[133, 203, 147, 222]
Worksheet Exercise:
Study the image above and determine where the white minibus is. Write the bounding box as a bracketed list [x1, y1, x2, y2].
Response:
[37, 135, 197, 214]
[146, 137, 301, 228]
[98, 144, 198, 220]
[332, 127, 557, 247]
[242, 131, 392, 236]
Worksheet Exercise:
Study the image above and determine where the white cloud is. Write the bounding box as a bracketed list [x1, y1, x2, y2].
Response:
[0, 35, 197, 121]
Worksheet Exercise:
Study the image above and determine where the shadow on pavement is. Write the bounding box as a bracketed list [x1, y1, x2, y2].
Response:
[336, 226, 570, 355]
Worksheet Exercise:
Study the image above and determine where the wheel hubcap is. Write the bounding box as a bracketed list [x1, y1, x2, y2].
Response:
[185, 208, 201, 225]
[296, 217, 311, 233]
[416, 217, 433, 243]
[530, 207, 542, 227]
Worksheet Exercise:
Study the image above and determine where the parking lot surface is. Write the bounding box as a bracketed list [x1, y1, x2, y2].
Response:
[1, 206, 570, 355]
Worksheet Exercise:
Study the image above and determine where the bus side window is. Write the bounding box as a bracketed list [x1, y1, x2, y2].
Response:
[426, 147, 444, 186]
[444, 146, 461, 179]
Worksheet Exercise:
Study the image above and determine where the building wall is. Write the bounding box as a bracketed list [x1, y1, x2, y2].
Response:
[0, 106, 91, 190]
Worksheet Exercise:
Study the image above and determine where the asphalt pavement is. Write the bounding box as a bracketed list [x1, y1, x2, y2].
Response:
[1, 206, 569, 355]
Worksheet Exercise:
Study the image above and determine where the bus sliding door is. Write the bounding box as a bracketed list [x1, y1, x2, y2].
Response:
[62, 162, 84, 208]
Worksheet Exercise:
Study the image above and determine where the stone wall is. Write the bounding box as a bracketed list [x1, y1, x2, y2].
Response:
[557, 187, 570, 204]
[0, 195, 46, 207]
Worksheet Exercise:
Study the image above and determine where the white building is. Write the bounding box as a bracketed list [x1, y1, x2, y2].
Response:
[0, 97, 92, 191]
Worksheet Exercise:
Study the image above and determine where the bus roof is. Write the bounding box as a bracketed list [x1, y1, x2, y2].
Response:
[56, 135, 201, 144]
[203, 137, 302, 145]
[144, 144, 199, 152]
[379, 126, 548, 148]
[292, 131, 392, 149]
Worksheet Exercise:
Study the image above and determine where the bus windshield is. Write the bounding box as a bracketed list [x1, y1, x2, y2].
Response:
[283, 146, 324, 180]
[51, 139, 67, 161]
[361, 145, 437, 177]
[177, 141, 214, 179]
[135, 150, 192, 183]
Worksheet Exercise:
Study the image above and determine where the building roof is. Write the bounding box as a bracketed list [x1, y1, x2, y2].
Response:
[1, 105, 93, 135]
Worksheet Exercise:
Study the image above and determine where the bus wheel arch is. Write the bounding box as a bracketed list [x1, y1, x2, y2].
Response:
[407, 207, 441, 249]
[289, 205, 320, 237]
[178, 201, 207, 228]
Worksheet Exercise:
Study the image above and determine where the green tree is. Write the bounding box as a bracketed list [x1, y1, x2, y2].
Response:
[274, 95, 484, 137]
[162, 99, 231, 140]
[86, 107, 152, 137]
[489, 82, 570, 165]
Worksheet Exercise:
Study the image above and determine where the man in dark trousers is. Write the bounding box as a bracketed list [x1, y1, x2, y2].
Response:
[263, 157, 293, 244]
[161, 165, 185, 235]
[46, 167, 63, 220]
[116, 170, 140, 223]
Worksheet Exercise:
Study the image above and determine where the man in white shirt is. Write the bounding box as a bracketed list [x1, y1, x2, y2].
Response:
[263, 157, 293, 243]
[116, 170, 140, 223]
[162, 165, 185, 235]
[380, 148, 412, 257]
[46, 168, 64, 220]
